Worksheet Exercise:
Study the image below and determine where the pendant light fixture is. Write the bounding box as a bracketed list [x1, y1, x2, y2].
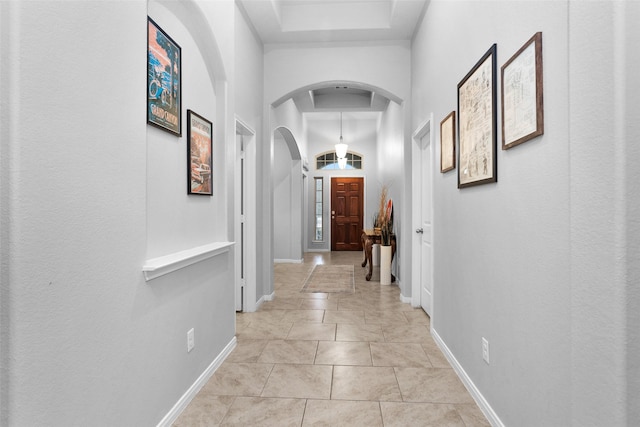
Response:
[335, 112, 348, 160]
[337, 157, 347, 170]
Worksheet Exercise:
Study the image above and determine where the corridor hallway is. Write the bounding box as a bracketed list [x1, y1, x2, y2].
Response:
[174, 252, 490, 426]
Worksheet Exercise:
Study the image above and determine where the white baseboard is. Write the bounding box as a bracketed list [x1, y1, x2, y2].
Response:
[431, 329, 504, 427]
[398, 282, 412, 304]
[256, 291, 275, 310]
[274, 258, 303, 264]
[399, 293, 412, 304]
[157, 337, 237, 427]
[401, 292, 422, 308]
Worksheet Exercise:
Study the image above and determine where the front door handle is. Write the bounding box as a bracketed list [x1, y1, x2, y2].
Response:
[416, 228, 424, 234]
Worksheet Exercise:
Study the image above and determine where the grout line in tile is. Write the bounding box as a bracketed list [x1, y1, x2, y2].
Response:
[392, 367, 406, 403]
[300, 398, 308, 426]
[257, 363, 276, 398]
[284, 322, 294, 339]
[329, 365, 334, 400]
[217, 395, 236, 426]
[256, 340, 268, 362]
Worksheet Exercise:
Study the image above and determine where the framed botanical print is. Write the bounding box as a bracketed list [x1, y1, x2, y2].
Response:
[147, 17, 182, 136]
[501, 32, 544, 149]
[187, 110, 213, 196]
[457, 44, 498, 188]
[440, 111, 456, 173]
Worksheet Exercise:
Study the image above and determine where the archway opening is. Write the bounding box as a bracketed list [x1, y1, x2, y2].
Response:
[273, 127, 304, 264]
[266, 80, 410, 299]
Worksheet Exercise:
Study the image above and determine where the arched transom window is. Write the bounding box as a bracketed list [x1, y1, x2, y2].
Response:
[316, 152, 362, 170]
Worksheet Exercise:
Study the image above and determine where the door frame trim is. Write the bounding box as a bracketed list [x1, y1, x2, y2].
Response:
[235, 116, 257, 312]
[411, 114, 434, 311]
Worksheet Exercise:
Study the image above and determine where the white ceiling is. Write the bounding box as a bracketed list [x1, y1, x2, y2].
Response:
[237, 0, 429, 44]
[237, 0, 429, 116]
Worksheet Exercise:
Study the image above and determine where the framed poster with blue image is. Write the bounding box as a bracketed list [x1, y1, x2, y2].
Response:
[147, 17, 181, 136]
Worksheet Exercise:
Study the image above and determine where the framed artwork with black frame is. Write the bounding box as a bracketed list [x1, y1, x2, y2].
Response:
[147, 17, 182, 136]
[187, 110, 213, 196]
[440, 111, 456, 173]
[457, 44, 498, 188]
[501, 32, 544, 149]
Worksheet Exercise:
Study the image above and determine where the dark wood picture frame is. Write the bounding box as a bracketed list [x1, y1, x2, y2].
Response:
[440, 111, 456, 173]
[501, 32, 544, 149]
[187, 110, 213, 196]
[457, 44, 498, 188]
[147, 17, 182, 136]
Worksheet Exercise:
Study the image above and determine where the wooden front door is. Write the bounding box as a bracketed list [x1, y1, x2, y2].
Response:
[331, 177, 364, 251]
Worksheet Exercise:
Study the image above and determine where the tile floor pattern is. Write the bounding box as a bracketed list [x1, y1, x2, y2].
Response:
[174, 252, 491, 426]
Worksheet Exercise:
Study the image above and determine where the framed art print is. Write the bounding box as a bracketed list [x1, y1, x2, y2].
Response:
[457, 44, 497, 188]
[501, 32, 544, 149]
[147, 17, 182, 136]
[187, 110, 213, 196]
[440, 111, 456, 173]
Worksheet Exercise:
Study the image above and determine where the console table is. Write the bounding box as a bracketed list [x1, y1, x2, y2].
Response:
[361, 229, 396, 282]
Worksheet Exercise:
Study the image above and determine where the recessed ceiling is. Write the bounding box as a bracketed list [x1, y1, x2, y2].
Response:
[237, 0, 429, 44]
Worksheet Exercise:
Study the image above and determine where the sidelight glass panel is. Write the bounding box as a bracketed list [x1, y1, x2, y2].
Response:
[314, 177, 323, 241]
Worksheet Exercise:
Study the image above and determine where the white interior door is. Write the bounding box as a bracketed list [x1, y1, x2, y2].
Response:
[419, 132, 433, 315]
[411, 118, 433, 317]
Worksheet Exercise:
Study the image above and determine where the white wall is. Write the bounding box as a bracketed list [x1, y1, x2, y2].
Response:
[271, 102, 305, 264]
[625, 3, 640, 421]
[273, 136, 293, 260]
[412, 0, 638, 425]
[264, 42, 411, 108]
[413, 2, 571, 424]
[272, 99, 307, 160]
[0, 1, 237, 425]
[147, 2, 222, 256]
[234, 5, 263, 128]
[273, 125, 304, 263]
[568, 1, 638, 425]
[377, 102, 407, 290]
[0, 2, 7, 420]
[234, 2, 264, 307]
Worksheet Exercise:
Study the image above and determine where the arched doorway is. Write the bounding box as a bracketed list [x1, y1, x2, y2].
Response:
[273, 127, 304, 264]
[264, 81, 414, 301]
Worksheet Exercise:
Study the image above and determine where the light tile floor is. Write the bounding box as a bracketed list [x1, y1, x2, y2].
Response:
[174, 251, 490, 426]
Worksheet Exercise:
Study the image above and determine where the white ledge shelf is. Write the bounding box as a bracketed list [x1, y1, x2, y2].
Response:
[143, 241, 235, 281]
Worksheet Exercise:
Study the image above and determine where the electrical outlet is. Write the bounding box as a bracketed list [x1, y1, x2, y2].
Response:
[187, 328, 195, 353]
[482, 337, 490, 364]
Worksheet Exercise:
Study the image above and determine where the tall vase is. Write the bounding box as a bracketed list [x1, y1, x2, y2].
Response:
[380, 244, 392, 285]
